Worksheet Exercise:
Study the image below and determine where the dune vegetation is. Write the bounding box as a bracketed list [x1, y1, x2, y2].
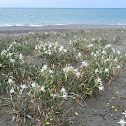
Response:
[0, 30, 125, 126]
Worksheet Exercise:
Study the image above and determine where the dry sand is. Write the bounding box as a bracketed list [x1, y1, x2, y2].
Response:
[0, 24, 126, 36]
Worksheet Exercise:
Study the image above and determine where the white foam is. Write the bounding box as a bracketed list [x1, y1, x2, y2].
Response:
[109, 23, 126, 25]
[28, 25, 44, 27]
[0, 23, 69, 27]
[0, 24, 44, 27]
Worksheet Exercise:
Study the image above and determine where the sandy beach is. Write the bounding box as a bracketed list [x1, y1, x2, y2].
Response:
[0, 24, 126, 126]
[1, 24, 126, 36]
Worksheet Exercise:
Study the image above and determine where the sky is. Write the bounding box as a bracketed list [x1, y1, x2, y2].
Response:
[0, 0, 126, 8]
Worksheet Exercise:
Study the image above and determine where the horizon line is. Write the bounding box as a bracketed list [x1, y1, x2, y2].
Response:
[0, 7, 126, 9]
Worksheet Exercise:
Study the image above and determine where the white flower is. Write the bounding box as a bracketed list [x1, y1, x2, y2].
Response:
[105, 68, 109, 73]
[49, 69, 53, 74]
[61, 87, 67, 99]
[81, 61, 88, 68]
[115, 58, 118, 62]
[122, 111, 126, 117]
[45, 32, 48, 35]
[117, 50, 121, 55]
[19, 53, 23, 60]
[96, 51, 99, 54]
[9, 44, 12, 48]
[91, 52, 94, 55]
[73, 48, 76, 52]
[74, 69, 78, 73]
[50, 75, 53, 79]
[118, 118, 126, 126]
[1, 49, 7, 56]
[13, 41, 17, 44]
[76, 72, 81, 78]
[20, 84, 27, 89]
[45, 51, 48, 54]
[8, 77, 14, 85]
[88, 44, 93, 48]
[49, 43, 52, 48]
[0, 64, 2, 67]
[43, 65, 48, 70]
[41, 65, 48, 73]
[7, 52, 12, 57]
[9, 58, 15, 63]
[102, 50, 106, 54]
[77, 52, 81, 57]
[105, 44, 112, 48]
[59, 46, 64, 52]
[40, 68, 44, 73]
[48, 51, 51, 55]
[43, 47, 46, 50]
[51, 93, 57, 98]
[117, 65, 121, 69]
[63, 65, 74, 73]
[94, 54, 96, 57]
[62, 92, 67, 99]
[106, 59, 109, 61]
[55, 42, 58, 46]
[69, 40, 72, 45]
[97, 77, 102, 84]
[35, 45, 38, 50]
[63, 49, 67, 53]
[31, 82, 36, 87]
[95, 68, 99, 73]
[98, 85, 104, 92]
[10, 87, 14, 94]
[40, 86, 45, 92]
[112, 48, 115, 53]
[61, 87, 66, 93]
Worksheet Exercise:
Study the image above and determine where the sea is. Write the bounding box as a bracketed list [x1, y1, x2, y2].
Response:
[0, 8, 126, 26]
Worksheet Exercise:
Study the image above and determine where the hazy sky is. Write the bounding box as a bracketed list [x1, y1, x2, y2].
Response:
[0, 0, 126, 8]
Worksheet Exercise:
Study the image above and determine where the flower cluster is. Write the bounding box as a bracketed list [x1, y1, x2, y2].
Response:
[90, 45, 122, 78]
[95, 77, 104, 92]
[0, 42, 24, 66]
[35, 41, 67, 56]
[63, 65, 81, 78]
[40, 64, 54, 77]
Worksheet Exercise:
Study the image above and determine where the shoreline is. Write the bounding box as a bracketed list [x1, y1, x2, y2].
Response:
[0, 24, 126, 36]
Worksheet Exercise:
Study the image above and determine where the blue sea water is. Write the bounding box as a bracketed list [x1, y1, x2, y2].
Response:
[0, 8, 126, 26]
